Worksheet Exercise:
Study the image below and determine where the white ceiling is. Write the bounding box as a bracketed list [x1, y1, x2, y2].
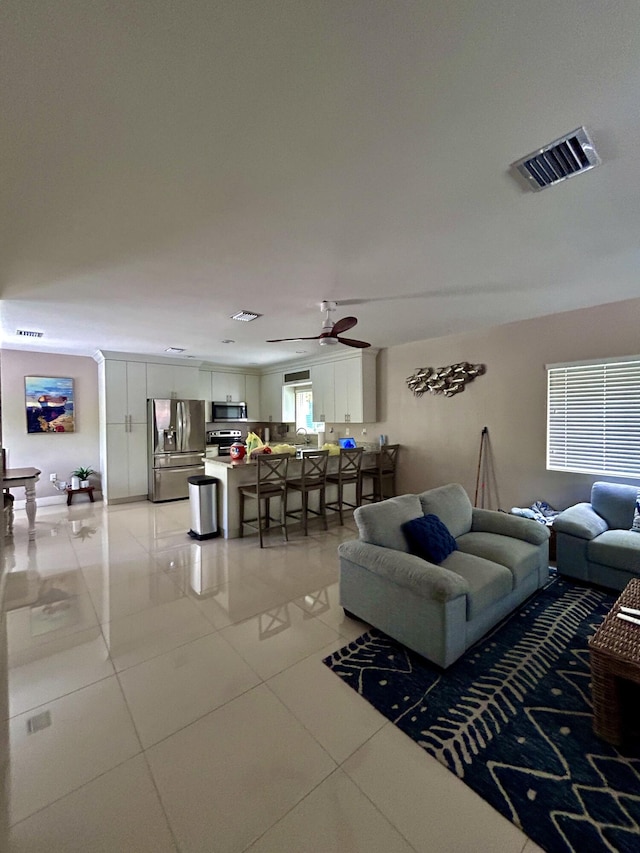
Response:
[2, 0, 640, 368]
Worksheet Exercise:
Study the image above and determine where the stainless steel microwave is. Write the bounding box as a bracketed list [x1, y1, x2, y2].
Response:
[212, 401, 248, 422]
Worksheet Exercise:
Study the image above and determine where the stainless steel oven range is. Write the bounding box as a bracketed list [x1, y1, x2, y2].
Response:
[207, 429, 243, 456]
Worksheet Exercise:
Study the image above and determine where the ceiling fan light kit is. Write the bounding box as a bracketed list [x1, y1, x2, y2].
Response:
[266, 300, 371, 349]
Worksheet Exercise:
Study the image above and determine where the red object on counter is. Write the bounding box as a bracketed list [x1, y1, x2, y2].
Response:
[230, 442, 246, 461]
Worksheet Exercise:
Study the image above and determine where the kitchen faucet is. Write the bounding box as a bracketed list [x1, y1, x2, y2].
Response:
[296, 427, 309, 444]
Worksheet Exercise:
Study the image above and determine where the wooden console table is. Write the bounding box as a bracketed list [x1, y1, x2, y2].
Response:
[2, 467, 41, 540]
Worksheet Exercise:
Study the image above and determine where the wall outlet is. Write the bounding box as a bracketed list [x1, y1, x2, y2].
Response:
[345, 427, 350, 435]
[49, 473, 57, 482]
[361, 428, 367, 435]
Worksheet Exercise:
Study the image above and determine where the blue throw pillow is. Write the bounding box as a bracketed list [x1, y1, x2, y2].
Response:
[402, 514, 458, 564]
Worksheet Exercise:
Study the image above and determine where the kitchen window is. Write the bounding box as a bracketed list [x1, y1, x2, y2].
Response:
[295, 387, 323, 434]
[546, 356, 640, 479]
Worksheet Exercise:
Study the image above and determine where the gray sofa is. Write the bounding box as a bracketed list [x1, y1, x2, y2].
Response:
[338, 484, 550, 668]
[553, 481, 640, 591]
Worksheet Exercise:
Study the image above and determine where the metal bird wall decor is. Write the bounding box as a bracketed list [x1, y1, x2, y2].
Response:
[406, 362, 486, 398]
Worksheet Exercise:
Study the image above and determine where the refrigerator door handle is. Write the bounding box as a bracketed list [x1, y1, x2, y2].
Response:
[182, 402, 191, 451]
[177, 401, 184, 452]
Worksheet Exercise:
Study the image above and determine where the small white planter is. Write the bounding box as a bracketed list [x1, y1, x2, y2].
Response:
[80, 479, 90, 488]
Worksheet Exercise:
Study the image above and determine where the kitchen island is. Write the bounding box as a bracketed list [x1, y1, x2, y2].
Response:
[204, 450, 381, 539]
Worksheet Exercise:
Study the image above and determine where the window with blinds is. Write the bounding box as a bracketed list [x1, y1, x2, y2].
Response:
[547, 357, 640, 479]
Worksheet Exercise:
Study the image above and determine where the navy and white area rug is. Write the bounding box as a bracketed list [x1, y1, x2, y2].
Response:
[323, 578, 640, 853]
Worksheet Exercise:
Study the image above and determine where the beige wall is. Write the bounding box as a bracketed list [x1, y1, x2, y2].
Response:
[1, 351, 100, 504]
[366, 296, 640, 512]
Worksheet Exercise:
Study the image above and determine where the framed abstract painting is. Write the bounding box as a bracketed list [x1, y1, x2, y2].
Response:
[25, 376, 75, 433]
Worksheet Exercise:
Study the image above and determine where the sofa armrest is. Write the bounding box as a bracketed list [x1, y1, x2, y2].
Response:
[338, 540, 469, 602]
[552, 502, 609, 540]
[471, 508, 550, 545]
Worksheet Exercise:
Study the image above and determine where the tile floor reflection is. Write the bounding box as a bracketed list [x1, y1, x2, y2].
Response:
[1, 499, 541, 852]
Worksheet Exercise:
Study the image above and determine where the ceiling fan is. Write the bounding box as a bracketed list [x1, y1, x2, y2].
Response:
[266, 301, 371, 349]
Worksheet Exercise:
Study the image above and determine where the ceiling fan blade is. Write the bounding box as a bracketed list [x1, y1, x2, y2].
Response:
[336, 336, 371, 349]
[266, 335, 321, 343]
[331, 316, 358, 336]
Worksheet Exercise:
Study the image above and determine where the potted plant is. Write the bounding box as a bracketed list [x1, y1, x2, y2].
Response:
[71, 467, 95, 489]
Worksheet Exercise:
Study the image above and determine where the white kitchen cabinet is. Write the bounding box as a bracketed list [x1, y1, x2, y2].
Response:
[332, 352, 377, 423]
[210, 371, 246, 402]
[99, 358, 149, 503]
[146, 363, 200, 400]
[105, 422, 148, 500]
[310, 361, 335, 423]
[244, 374, 260, 419]
[199, 370, 212, 403]
[259, 372, 283, 422]
[104, 360, 147, 424]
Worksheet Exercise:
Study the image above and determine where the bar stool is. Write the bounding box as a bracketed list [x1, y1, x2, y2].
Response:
[360, 444, 400, 503]
[326, 447, 364, 525]
[286, 450, 329, 535]
[238, 453, 290, 547]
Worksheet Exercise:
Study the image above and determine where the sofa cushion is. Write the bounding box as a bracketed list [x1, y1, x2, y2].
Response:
[591, 482, 637, 530]
[418, 484, 472, 539]
[354, 494, 422, 553]
[442, 551, 513, 620]
[457, 531, 543, 589]
[587, 529, 640, 572]
[403, 514, 458, 564]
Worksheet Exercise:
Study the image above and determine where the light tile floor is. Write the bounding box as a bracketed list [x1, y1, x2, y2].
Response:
[1, 499, 544, 852]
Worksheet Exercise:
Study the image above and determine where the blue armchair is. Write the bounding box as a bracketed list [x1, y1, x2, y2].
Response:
[553, 481, 640, 591]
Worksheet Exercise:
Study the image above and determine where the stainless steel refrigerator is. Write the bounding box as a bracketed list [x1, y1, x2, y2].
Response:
[148, 399, 205, 502]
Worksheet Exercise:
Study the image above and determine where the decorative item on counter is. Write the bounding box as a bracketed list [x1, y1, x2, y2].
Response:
[250, 446, 272, 456]
[322, 443, 341, 455]
[229, 442, 246, 461]
[405, 362, 486, 398]
[270, 443, 298, 455]
[245, 431, 264, 457]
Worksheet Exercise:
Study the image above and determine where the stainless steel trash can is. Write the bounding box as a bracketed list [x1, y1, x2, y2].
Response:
[188, 475, 219, 540]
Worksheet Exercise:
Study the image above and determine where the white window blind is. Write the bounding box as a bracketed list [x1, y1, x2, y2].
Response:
[547, 358, 640, 479]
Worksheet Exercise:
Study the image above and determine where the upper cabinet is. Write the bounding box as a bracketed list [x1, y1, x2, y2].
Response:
[103, 360, 147, 424]
[310, 362, 335, 423]
[333, 352, 376, 423]
[260, 372, 283, 422]
[210, 371, 246, 402]
[199, 370, 213, 406]
[244, 374, 260, 419]
[199, 369, 260, 420]
[146, 364, 200, 400]
[259, 350, 377, 425]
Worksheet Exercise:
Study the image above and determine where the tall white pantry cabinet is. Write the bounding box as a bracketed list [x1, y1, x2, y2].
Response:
[98, 358, 149, 502]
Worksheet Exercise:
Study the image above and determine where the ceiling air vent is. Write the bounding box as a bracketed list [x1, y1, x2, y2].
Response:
[230, 311, 261, 322]
[16, 329, 44, 338]
[511, 126, 601, 192]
